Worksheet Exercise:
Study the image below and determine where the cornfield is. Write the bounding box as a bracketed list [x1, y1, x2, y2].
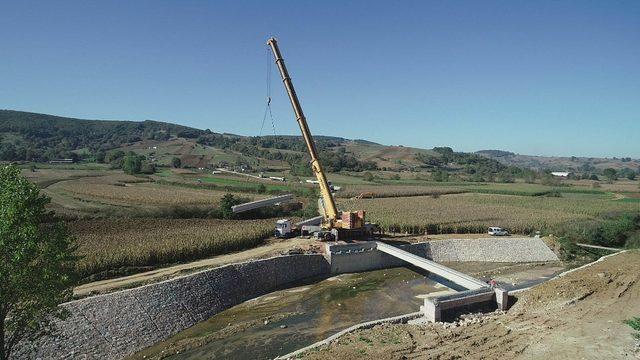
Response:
[339, 193, 640, 235]
[70, 218, 275, 278]
[337, 185, 466, 198]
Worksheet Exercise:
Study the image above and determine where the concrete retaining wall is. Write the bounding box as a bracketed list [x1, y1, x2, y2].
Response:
[16, 255, 330, 360]
[327, 242, 428, 274]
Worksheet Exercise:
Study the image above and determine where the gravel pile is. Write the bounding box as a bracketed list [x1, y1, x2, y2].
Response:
[427, 237, 558, 262]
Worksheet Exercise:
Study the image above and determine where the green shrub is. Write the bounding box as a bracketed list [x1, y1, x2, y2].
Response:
[552, 213, 640, 251]
[624, 317, 640, 339]
[626, 233, 640, 249]
[123, 155, 142, 174]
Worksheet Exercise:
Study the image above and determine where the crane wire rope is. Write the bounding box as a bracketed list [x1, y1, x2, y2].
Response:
[259, 46, 277, 138]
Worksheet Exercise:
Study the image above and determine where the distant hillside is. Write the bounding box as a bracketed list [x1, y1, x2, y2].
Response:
[0, 110, 516, 180]
[0, 110, 198, 160]
[477, 149, 640, 173]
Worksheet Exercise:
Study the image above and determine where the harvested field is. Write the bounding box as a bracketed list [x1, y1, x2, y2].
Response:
[37, 171, 268, 218]
[21, 168, 108, 188]
[300, 251, 640, 359]
[70, 218, 275, 278]
[48, 176, 255, 206]
[339, 193, 640, 234]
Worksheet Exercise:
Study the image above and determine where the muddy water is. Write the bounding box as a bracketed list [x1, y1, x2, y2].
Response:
[132, 267, 450, 360]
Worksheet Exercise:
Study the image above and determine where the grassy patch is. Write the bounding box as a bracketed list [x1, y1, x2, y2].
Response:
[624, 317, 640, 339]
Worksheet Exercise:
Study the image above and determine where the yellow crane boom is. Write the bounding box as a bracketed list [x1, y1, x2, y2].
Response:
[267, 37, 340, 226]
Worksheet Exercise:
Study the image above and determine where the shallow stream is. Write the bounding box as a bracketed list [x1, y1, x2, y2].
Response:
[132, 267, 450, 360]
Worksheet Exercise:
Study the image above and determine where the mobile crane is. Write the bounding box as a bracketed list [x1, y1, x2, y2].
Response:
[267, 37, 377, 241]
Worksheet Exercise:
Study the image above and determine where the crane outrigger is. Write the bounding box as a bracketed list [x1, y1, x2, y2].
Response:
[267, 37, 377, 241]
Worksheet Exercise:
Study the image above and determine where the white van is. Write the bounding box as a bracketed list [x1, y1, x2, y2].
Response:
[488, 227, 509, 236]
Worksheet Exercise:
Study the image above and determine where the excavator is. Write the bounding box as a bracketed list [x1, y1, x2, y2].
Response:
[267, 37, 378, 241]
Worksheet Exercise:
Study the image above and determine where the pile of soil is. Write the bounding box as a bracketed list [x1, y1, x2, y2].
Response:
[301, 251, 640, 359]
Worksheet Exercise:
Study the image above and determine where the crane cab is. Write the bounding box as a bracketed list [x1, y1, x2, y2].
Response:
[275, 219, 294, 238]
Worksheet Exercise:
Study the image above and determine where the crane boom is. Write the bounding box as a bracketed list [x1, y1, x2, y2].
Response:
[267, 37, 339, 225]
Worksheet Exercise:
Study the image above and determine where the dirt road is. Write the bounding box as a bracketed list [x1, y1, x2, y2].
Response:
[300, 251, 640, 359]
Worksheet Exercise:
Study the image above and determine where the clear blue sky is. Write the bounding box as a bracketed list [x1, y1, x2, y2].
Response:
[1, 1, 639, 158]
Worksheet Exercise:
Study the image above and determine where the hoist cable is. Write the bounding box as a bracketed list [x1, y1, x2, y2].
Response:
[259, 46, 277, 138]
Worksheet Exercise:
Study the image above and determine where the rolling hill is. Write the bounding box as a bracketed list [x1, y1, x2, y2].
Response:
[2, 110, 637, 180]
[477, 149, 640, 173]
[0, 110, 491, 173]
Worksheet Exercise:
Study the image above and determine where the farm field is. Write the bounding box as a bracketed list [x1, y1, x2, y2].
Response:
[26, 169, 271, 218]
[338, 192, 640, 234]
[21, 166, 109, 187]
[20, 166, 640, 280]
[335, 180, 624, 199]
[19, 168, 296, 281]
[71, 218, 275, 279]
[337, 184, 466, 198]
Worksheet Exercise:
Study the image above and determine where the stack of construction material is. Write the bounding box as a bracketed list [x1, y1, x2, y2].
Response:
[340, 210, 365, 229]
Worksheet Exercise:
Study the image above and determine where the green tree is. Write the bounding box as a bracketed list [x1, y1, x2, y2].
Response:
[171, 157, 181, 168]
[362, 172, 374, 182]
[603, 168, 617, 181]
[541, 173, 560, 186]
[122, 155, 142, 175]
[140, 161, 156, 174]
[627, 172, 636, 181]
[95, 150, 106, 163]
[105, 150, 125, 163]
[220, 193, 241, 219]
[289, 161, 313, 177]
[0, 165, 77, 360]
[431, 170, 449, 182]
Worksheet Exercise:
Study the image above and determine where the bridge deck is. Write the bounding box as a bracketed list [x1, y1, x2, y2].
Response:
[375, 241, 489, 290]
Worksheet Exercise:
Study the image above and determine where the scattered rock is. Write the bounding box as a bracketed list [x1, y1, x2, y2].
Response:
[287, 248, 303, 255]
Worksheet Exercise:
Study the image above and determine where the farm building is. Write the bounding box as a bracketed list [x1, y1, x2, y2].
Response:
[551, 171, 571, 178]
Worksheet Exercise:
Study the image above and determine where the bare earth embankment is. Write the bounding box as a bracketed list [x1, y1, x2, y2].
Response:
[301, 251, 640, 359]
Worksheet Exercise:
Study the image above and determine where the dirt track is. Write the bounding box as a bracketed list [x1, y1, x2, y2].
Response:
[301, 251, 640, 359]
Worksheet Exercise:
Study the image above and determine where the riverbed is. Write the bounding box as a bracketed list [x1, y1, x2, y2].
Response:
[130, 267, 450, 360]
[130, 262, 564, 360]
